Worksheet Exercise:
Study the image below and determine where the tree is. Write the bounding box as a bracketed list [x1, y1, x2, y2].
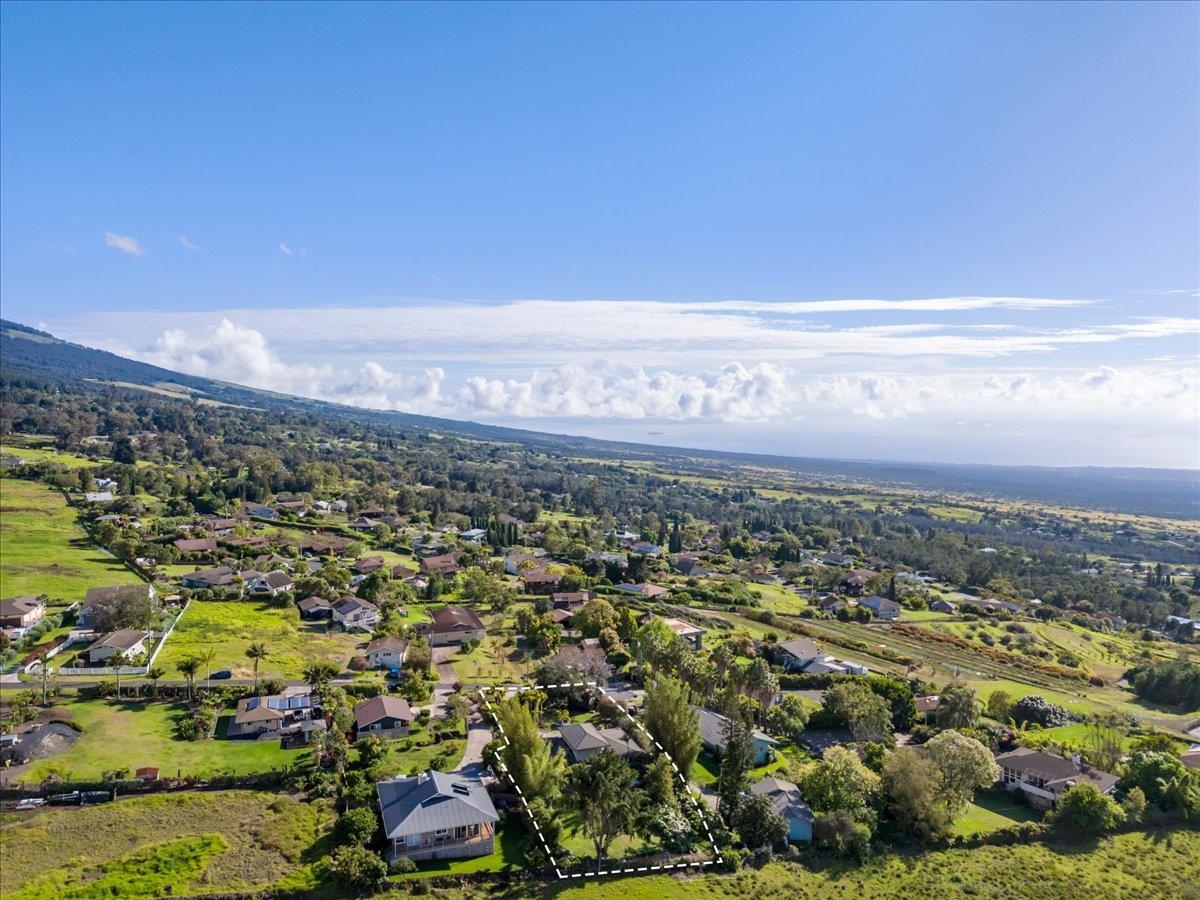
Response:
[985, 689, 1015, 722]
[197, 648, 217, 689]
[644, 677, 701, 779]
[494, 695, 566, 803]
[574, 599, 618, 638]
[175, 657, 200, 703]
[643, 753, 677, 806]
[1119, 751, 1200, 821]
[716, 688, 755, 823]
[812, 809, 871, 859]
[735, 791, 789, 853]
[800, 746, 880, 826]
[147, 666, 164, 698]
[303, 661, 341, 696]
[934, 682, 978, 730]
[765, 692, 811, 742]
[923, 729, 999, 814]
[328, 844, 387, 890]
[567, 748, 638, 874]
[245, 642, 269, 692]
[335, 806, 381, 846]
[85, 584, 153, 632]
[824, 682, 893, 744]
[883, 747, 952, 842]
[1051, 783, 1125, 834]
[743, 657, 779, 722]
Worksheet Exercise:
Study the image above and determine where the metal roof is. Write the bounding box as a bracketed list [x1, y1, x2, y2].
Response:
[377, 770, 498, 838]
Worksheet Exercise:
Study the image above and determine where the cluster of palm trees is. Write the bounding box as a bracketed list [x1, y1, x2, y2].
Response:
[169, 643, 272, 702]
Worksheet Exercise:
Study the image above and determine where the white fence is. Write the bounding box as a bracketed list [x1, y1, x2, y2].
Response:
[26, 601, 189, 678]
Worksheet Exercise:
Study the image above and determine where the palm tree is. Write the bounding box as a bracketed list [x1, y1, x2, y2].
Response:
[176, 657, 200, 704]
[301, 661, 338, 697]
[147, 666, 165, 698]
[245, 643, 269, 692]
[198, 648, 217, 690]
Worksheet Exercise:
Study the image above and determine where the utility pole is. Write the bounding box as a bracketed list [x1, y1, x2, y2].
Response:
[39, 653, 49, 706]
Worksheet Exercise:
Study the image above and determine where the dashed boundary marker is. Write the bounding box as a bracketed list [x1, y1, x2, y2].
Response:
[478, 681, 723, 880]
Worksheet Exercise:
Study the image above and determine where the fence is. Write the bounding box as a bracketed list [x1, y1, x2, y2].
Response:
[26, 601, 189, 678]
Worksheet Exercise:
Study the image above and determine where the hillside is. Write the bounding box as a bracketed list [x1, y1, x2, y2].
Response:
[3, 319, 1197, 519]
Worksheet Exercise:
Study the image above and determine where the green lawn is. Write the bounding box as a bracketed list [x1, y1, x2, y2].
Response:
[0, 444, 101, 469]
[0, 477, 142, 605]
[156, 599, 363, 679]
[396, 817, 532, 880]
[374, 726, 466, 778]
[951, 788, 1041, 837]
[0, 790, 331, 897]
[14, 697, 308, 784]
[450, 622, 535, 685]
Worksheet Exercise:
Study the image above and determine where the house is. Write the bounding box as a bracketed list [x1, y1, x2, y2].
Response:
[0, 595, 46, 629]
[364, 635, 408, 669]
[420, 606, 486, 646]
[82, 629, 151, 665]
[355, 556, 386, 575]
[276, 499, 308, 515]
[695, 707, 778, 766]
[630, 541, 661, 557]
[523, 572, 562, 594]
[220, 535, 270, 552]
[840, 572, 868, 596]
[243, 502, 279, 520]
[662, 617, 704, 651]
[297, 595, 333, 620]
[248, 571, 293, 596]
[376, 770, 499, 862]
[503, 550, 545, 575]
[994, 747, 1117, 809]
[460, 528, 488, 542]
[915, 695, 941, 722]
[557, 722, 643, 762]
[78, 583, 155, 627]
[354, 695, 414, 739]
[750, 776, 813, 842]
[861, 596, 901, 621]
[180, 566, 238, 590]
[203, 516, 238, 536]
[674, 558, 711, 578]
[929, 598, 957, 614]
[84, 491, 114, 504]
[173, 537, 217, 554]
[350, 516, 383, 532]
[615, 583, 671, 600]
[228, 688, 318, 739]
[778, 638, 825, 671]
[332, 596, 380, 632]
[818, 594, 846, 615]
[552, 591, 593, 609]
[420, 552, 462, 577]
[135, 766, 160, 782]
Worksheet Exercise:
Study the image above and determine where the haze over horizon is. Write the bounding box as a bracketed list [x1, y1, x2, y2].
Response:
[2, 4, 1197, 468]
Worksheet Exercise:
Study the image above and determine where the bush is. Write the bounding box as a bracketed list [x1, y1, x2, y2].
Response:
[335, 806, 380, 847]
[1010, 695, 1074, 728]
[389, 855, 417, 874]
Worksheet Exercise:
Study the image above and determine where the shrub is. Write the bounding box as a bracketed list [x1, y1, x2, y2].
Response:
[389, 855, 417, 874]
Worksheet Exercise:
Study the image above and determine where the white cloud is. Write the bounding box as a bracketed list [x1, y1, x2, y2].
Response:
[105, 231, 145, 256]
[179, 235, 201, 252]
[279, 243, 292, 256]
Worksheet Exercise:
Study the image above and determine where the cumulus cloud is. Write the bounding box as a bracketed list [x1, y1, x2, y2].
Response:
[105, 231, 145, 256]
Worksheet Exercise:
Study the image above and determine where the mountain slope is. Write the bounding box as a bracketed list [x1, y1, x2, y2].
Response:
[2, 319, 1197, 518]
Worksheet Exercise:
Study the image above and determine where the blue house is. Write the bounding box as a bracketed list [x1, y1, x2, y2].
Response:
[751, 776, 813, 842]
[695, 707, 778, 766]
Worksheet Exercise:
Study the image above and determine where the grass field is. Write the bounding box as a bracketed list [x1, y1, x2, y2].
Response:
[0, 790, 331, 897]
[450, 617, 535, 684]
[0, 444, 101, 469]
[951, 789, 1041, 837]
[156, 600, 362, 678]
[0, 477, 141, 605]
[12, 697, 308, 784]
[405, 828, 1200, 899]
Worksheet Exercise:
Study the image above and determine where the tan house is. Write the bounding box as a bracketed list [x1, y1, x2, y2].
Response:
[364, 636, 408, 669]
[0, 595, 46, 629]
[420, 606, 486, 646]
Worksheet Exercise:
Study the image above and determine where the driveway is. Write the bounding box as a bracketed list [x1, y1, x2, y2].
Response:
[422, 646, 459, 722]
[455, 710, 494, 776]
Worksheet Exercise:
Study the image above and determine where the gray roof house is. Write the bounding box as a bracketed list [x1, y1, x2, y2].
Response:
[994, 747, 1118, 810]
[377, 770, 499, 862]
[751, 776, 813, 842]
[557, 722, 643, 762]
[695, 707, 778, 766]
[778, 638, 824, 670]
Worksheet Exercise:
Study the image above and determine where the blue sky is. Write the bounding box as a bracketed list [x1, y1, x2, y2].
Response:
[2, 2, 1197, 466]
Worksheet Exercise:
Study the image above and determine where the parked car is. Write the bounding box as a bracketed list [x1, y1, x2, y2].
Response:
[210, 670, 233, 680]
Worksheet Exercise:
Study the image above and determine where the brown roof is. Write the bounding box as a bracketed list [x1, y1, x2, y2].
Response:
[1, 595, 44, 617]
[354, 695, 414, 730]
[915, 695, 940, 713]
[995, 747, 1118, 793]
[365, 636, 408, 655]
[297, 595, 332, 611]
[427, 605, 485, 633]
[355, 555, 385, 573]
[174, 537, 217, 553]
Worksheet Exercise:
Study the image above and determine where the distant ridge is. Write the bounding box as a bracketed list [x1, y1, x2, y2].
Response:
[2, 318, 1197, 519]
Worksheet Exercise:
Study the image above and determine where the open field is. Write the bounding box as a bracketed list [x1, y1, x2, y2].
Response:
[10, 697, 307, 784]
[0, 477, 141, 604]
[156, 600, 362, 678]
[405, 828, 1200, 899]
[0, 444, 101, 469]
[0, 790, 331, 897]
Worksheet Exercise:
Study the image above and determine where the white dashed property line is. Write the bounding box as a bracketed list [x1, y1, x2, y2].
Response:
[478, 681, 723, 879]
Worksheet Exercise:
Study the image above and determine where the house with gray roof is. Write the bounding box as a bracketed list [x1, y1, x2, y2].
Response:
[377, 770, 499, 862]
[694, 707, 778, 766]
[557, 722, 644, 762]
[751, 776, 813, 842]
[994, 747, 1117, 809]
